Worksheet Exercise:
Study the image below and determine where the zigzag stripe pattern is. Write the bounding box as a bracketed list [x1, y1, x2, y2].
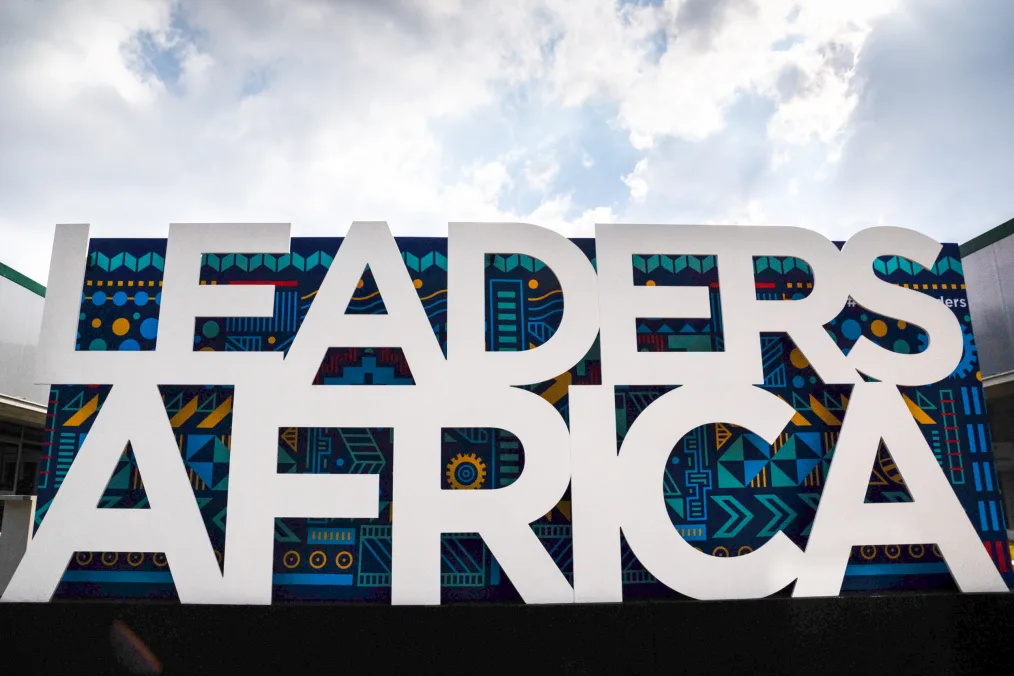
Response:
[874, 255, 963, 277]
[89, 251, 165, 272]
[755, 257, 811, 275]
[87, 250, 963, 278]
[633, 254, 716, 274]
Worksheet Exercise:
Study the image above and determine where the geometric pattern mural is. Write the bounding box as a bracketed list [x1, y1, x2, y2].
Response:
[35, 237, 1012, 601]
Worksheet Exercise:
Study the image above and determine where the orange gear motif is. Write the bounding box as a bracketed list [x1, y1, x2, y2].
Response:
[446, 452, 487, 490]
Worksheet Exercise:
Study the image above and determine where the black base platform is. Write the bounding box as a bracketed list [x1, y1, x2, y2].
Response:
[2, 593, 1013, 675]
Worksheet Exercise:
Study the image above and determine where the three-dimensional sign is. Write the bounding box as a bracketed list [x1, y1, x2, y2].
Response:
[2, 222, 1009, 605]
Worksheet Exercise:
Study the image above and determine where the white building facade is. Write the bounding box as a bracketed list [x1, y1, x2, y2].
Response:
[0, 262, 47, 498]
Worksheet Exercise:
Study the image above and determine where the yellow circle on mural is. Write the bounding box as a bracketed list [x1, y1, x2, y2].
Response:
[356, 279, 364, 289]
[646, 280, 656, 287]
[977, 371, 983, 382]
[871, 319, 888, 337]
[91, 318, 102, 328]
[528, 279, 538, 289]
[413, 279, 423, 289]
[268, 336, 276, 345]
[112, 318, 130, 336]
[897, 320, 907, 329]
[789, 348, 809, 369]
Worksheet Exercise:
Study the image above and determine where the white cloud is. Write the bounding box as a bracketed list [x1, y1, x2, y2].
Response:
[0, 0, 580, 280]
[622, 159, 650, 204]
[0, 0, 1010, 283]
[541, 0, 898, 151]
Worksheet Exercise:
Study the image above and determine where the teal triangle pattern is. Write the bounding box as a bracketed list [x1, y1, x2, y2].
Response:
[915, 391, 937, 410]
[665, 497, 685, 519]
[63, 391, 85, 412]
[718, 463, 743, 488]
[213, 438, 230, 462]
[719, 433, 773, 486]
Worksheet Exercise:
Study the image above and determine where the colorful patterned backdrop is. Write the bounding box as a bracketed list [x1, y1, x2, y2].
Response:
[35, 236, 1013, 601]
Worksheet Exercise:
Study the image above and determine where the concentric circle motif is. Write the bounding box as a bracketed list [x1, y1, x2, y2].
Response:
[336, 551, 354, 570]
[446, 453, 488, 490]
[102, 552, 119, 567]
[860, 545, 877, 560]
[153, 553, 168, 567]
[283, 550, 301, 569]
[75, 552, 93, 566]
[127, 552, 145, 567]
[309, 550, 327, 570]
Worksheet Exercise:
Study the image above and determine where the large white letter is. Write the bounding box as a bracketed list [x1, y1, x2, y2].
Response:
[570, 383, 804, 601]
[220, 377, 384, 604]
[446, 222, 599, 386]
[391, 386, 573, 605]
[794, 382, 1007, 596]
[283, 221, 445, 386]
[2, 384, 225, 603]
[840, 227, 964, 385]
[595, 224, 720, 386]
[717, 226, 857, 386]
[34, 224, 91, 385]
[35, 224, 289, 386]
[159, 223, 291, 355]
[595, 224, 856, 387]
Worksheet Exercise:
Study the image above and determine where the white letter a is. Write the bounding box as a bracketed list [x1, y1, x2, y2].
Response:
[1, 383, 225, 603]
[795, 382, 1007, 596]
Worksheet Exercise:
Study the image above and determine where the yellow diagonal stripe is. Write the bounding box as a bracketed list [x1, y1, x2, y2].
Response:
[808, 394, 842, 426]
[65, 395, 99, 427]
[791, 410, 811, 426]
[169, 397, 199, 428]
[540, 372, 572, 405]
[902, 394, 936, 425]
[197, 396, 233, 429]
[778, 395, 811, 426]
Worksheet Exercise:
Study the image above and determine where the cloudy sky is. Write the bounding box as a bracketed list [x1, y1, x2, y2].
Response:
[2, 0, 1012, 283]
